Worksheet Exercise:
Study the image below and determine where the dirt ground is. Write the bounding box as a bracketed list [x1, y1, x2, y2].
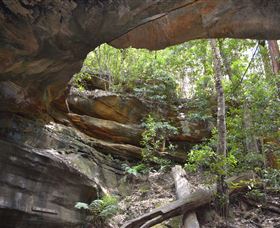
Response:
[110, 170, 280, 228]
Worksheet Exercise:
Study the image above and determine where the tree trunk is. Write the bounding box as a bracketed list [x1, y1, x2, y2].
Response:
[209, 39, 229, 218]
[268, 40, 280, 97]
[218, 40, 233, 81]
[243, 102, 259, 154]
[172, 165, 200, 228]
[268, 40, 280, 74]
[121, 172, 256, 228]
[259, 41, 273, 79]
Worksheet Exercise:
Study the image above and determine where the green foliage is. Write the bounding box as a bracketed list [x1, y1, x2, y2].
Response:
[229, 179, 258, 191]
[184, 39, 280, 175]
[73, 44, 182, 103]
[122, 163, 149, 177]
[262, 168, 280, 189]
[184, 144, 216, 172]
[132, 69, 178, 102]
[72, 72, 92, 91]
[141, 114, 178, 152]
[245, 189, 266, 202]
[184, 142, 237, 175]
[75, 194, 119, 224]
[89, 195, 119, 221]
[140, 114, 177, 167]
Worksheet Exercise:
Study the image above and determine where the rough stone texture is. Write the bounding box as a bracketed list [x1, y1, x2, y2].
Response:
[0, 139, 97, 228]
[68, 113, 142, 145]
[1, 0, 280, 112]
[0, 113, 125, 188]
[0, 113, 128, 227]
[66, 89, 211, 143]
[111, 0, 280, 49]
[174, 119, 212, 143]
[68, 88, 149, 124]
[1, 86, 211, 227]
[77, 74, 110, 91]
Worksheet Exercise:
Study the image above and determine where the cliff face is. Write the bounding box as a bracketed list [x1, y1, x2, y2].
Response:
[1, 1, 280, 227]
[0, 85, 212, 227]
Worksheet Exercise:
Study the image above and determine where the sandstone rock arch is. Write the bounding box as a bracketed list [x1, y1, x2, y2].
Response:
[0, 0, 280, 112]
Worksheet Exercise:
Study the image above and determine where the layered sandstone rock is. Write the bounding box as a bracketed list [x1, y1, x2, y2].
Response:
[67, 88, 148, 124]
[0, 139, 97, 228]
[68, 113, 142, 145]
[1, 0, 279, 112]
[0, 113, 126, 227]
[66, 89, 212, 145]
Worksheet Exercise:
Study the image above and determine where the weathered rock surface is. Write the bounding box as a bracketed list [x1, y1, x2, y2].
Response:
[68, 113, 142, 145]
[1, 0, 280, 112]
[111, 0, 280, 50]
[0, 84, 211, 226]
[174, 119, 212, 143]
[66, 89, 212, 143]
[76, 73, 110, 91]
[68, 89, 148, 124]
[0, 113, 129, 227]
[0, 139, 97, 228]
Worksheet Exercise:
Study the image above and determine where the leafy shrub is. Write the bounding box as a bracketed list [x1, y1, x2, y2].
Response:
[262, 168, 280, 189]
[245, 189, 266, 202]
[184, 145, 216, 172]
[75, 194, 119, 225]
[89, 195, 118, 221]
[141, 114, 178, 154]
[72, 72, 92, 91]
[185, 143, 237, 175]
[140, 114, 177, 170]
[133, 69, 178, 103]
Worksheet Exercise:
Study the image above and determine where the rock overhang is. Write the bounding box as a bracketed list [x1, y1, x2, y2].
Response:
[0, 0, 280, 111]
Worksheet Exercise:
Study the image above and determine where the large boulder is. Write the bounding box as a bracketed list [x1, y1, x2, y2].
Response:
[67, 89, 149, 124]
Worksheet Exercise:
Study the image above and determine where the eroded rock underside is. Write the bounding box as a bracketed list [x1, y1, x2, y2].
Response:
[1, 0, 280, 227]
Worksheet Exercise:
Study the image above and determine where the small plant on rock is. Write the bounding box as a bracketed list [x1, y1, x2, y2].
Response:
[75, 194, 119, 226]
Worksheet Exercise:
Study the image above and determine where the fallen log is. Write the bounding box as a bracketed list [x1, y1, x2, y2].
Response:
[122, 172, 256, 228]
[172, 165, 200, 228]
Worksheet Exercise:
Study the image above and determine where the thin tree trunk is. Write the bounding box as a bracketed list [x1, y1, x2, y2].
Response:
[268, 40, 280, 97]
[172, 165, 200, 228]
[218, 40, 233, 81]
[268, 40, 280, 74]
[243, 102, 259, 154]
[259, 41, 273, 79]
[209, 39, 229, 218]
